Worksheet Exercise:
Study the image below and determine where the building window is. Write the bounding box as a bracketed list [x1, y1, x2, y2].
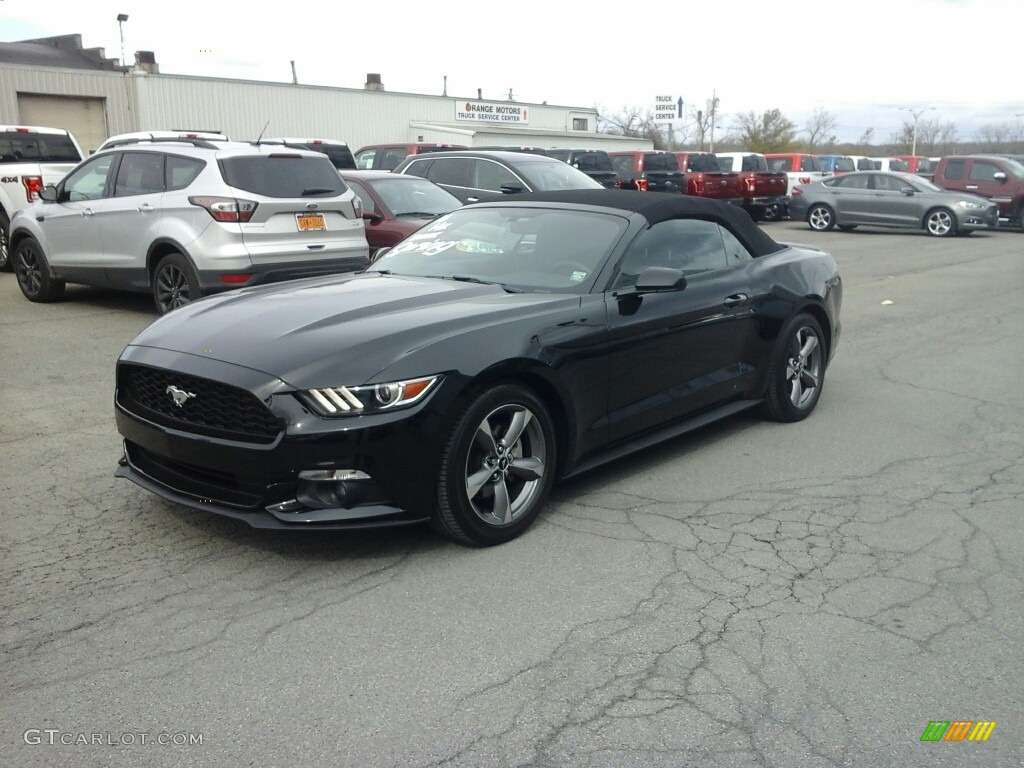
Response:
[572, 118, 588, 131]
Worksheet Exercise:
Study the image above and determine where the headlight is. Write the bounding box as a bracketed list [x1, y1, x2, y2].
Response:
[955, 200, 986, 209]
[301, 375, 441, 416]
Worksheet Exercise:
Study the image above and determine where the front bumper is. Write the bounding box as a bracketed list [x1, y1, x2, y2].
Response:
[113, 347, 454, 530]
[956, 206, 999, 231]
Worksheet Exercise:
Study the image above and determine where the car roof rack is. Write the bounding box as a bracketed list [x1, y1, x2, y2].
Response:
[101, 136, 223, 150]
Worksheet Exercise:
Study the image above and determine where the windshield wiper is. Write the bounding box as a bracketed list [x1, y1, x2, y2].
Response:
[395, 211, 443, 218]
[450, 275, 522, 293]
[301, 187, 335, 196]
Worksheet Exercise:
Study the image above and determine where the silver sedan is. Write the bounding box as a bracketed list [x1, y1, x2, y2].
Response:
[787, 171, 998, 237]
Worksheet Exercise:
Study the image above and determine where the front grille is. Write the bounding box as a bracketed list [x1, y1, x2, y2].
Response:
[118, 363, 282, 443]
[126, 441, 263, 509]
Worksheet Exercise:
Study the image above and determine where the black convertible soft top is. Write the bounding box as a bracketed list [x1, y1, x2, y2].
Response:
[487, 189, 785, 258]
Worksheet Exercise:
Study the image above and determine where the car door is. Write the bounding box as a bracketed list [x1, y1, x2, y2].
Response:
[828, 173, 873, 223]
[603, 218, 749, 443]
[869, 173, 919, 226]
[419, 157, 475, 202]
[102, 151, 165, 284]
[40, 152, 117, 276]
[964, 159, 1014, 217]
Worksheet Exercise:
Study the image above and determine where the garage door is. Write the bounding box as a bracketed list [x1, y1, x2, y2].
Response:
[17, 94, 108, 156]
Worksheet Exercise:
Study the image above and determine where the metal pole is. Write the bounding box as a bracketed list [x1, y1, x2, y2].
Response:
[709, 89, 716, 154]
[290, 60, 298, 85]
[119, 21, 126, 68]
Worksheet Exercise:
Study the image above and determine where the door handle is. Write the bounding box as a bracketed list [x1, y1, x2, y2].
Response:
[466, 197, 479, 203]
[81, 208, 94, 217]
[723, 293, 748, 307]
[965, 185, 979, 190]
[138, 203, 154, 212]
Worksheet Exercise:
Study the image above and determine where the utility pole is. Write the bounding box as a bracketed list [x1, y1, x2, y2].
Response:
[898, 106, 935, 156]
[709, 90, 719, 154]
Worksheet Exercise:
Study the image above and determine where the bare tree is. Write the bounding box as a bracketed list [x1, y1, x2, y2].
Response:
[732, 108, 797, 152]
[596, 105, 670, 149]
[803, 107, 838, 149]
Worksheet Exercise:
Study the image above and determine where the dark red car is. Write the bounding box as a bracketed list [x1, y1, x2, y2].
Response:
[340, 171, 463, 257]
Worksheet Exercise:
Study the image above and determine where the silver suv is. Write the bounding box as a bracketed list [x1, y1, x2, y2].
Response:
[9, 137, 369, 313]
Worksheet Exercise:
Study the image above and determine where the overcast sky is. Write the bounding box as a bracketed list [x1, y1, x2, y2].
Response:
[3, 0, 1023, 144]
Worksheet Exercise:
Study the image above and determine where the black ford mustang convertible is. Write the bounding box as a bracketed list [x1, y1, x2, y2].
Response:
[114, 190, 842, 546]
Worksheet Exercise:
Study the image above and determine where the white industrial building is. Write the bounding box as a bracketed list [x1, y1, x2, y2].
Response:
[0, 35, 651, 155]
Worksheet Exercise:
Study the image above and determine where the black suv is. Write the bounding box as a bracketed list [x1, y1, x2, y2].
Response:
[392, 150, 601, 203]
[547, 149, 619, 188]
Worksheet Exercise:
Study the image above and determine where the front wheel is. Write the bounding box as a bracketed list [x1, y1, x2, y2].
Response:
[15, 236, 65, 302]
[152, 253, 201, 314]
[761, 313, 827, 423]
[807, 204, 835, 231]
[925, 208, 957, 237]
[434, 384, 556, 546]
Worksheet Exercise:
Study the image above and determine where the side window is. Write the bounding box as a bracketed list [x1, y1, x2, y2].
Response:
[836, 173, 870, 189]
[426, 158, 471, 186]
[63, 154, 116, 201]
[379, 148, 409, 171]
[968, 162, 1000, 181]
[355, 149, 376, 170]
[165, 155, 205, 191]
[401, 158, 432, 179]
[474, 160, 520, 192]
[347, 179, 375, 214]
[942, 160, 964, 180]
[719, 226, 753, 267]
[872, 174, 905, 192]
[611, 155, 633, 176]
[114, 152, 165, 197]
[614, 218, 729, 288]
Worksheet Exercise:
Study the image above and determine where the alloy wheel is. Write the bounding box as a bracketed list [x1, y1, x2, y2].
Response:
[464, 403, 547, 526]
[926, 209, 953, 236]
[786, 326, 822, 409]
[808, 206, 833, 231]
[16, 242, 43, 296]
[155, 264, 192, 311]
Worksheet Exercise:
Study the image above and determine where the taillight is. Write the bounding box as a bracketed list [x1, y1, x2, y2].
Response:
[219, 274, 252, 285]
[636, 179, 649, 192]
[23, 175, 44, 202]
[188, 196, 258, 222]
[745, 177, 756, 192]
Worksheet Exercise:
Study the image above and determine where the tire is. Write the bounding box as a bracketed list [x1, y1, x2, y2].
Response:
[837, 224, 858, 231]
[760, 204, 783, 222]
[14, 236, 65, 302]
[434, 383, 556, 546]
[0, 210, 11, 272]
[761, 313, 827, 423]
[924, 207, 957, 237]
[152, 253, 201, 315]
[807, 204, 836, 231]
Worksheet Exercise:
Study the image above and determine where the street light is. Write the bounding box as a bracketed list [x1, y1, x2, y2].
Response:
[898, 106, 936, 156]
[117, 13, 129, 69]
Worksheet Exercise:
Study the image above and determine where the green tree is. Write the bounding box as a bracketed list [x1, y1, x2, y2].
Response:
[733, 108, 797, 152]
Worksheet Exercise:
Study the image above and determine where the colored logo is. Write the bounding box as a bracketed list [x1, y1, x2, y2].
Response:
[920, 721, 996, 742]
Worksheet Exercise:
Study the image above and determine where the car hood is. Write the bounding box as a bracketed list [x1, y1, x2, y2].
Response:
[126, 273, 581, 388]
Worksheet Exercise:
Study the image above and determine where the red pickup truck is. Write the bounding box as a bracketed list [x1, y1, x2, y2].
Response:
[715, 152, 789, 221]
[672, 152, 743, 205]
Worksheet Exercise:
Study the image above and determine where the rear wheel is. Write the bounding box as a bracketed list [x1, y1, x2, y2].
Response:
[760, 204, 783, 222]
[925, 207, 957, 237]
[434, 384, 556, 546]
[761, 313, 826, 423]
[0, 210, 11, 272]
[152, 253, 201, 315]
[807, 204, 835, 231]
[14, 236, 65, 302]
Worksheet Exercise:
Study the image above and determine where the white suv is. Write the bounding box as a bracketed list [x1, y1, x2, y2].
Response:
[9, 137, 369, 313]
[1, 125, 85, 271]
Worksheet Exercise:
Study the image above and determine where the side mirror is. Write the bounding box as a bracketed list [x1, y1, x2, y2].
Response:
[499, 183, 524, 194]
[38, 185, 58, 203]
[900, 186, 916, 196]
[993, 171, 1007, 182]
[361, 211, 383, 224]
[635, 267, 686, 294]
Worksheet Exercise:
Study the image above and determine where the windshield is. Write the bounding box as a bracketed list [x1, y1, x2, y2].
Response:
[368, 206, 627, 293]
[742, 155, 769, 172]
[371, 177, 461, 216]
[835, 157, 855, 172]
[513, 159, 604, 191]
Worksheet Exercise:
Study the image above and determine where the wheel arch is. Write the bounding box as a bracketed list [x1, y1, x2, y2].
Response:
[146, 238, 196, 279]
[796, 301, 833, 364]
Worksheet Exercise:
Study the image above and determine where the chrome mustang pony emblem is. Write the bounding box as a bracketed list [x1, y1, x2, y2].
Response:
[166, 385, 197, 408]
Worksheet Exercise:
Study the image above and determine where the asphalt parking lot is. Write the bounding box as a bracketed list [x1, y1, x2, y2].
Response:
[2, 222, 1022, 767]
